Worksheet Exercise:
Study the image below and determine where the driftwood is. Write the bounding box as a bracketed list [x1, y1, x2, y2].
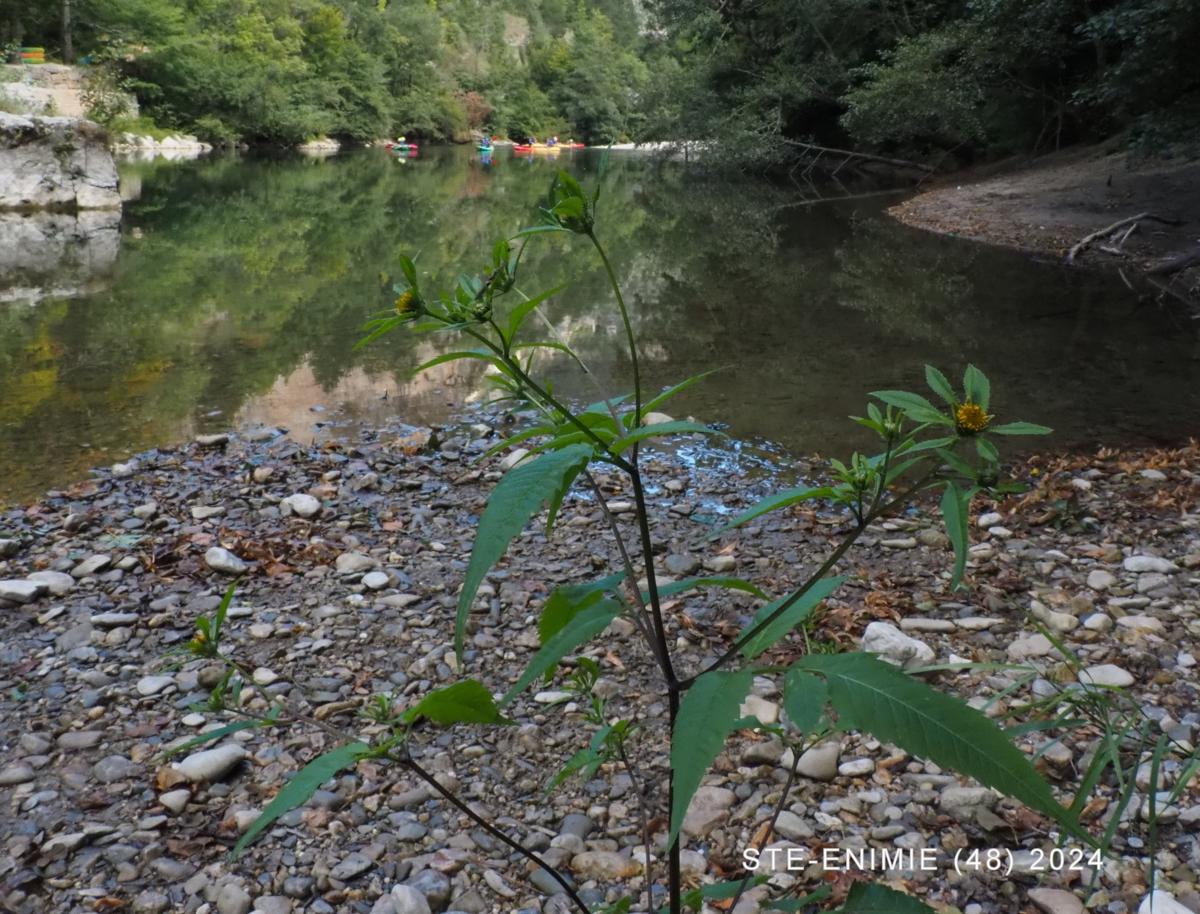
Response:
[1066, 212, 1184, 264]
[780, 139, 935, 174]
[1148, 244, 1200, 276]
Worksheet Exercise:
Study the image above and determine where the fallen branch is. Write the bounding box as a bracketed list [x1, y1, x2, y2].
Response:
[1066, 213, 1184, 264]
[780, 138, 935, 173]
[1148, 244, 1200, 276]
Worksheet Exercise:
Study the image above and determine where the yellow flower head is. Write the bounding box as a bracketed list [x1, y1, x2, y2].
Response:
[955, 401, 992, 434]
[395, 290, 416, 314]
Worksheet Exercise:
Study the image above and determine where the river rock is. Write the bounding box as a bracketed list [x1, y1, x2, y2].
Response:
[0, 580, 45, 603]
[384, 886, 431, 914]
[27, 570, 75, 595]
[1124, 555, 1178, 574]
[362, 571, 390, 590]
[206, 547, 248, 575]
[336, 552, 378, 574]
[1137, 891, 1192, 914]
[1008, 634, 1053, 660]
[216, 883, 252, 914]
[1087, 569, 1117, 591]
[71, 553, 112, 577]
[173, 743, 247, 783]
[570, 851, 640, 880]
[0, 113, 121, 210]
[136, 675, 176, 696]
[1079, 664, 1134, 687]
[0, 763, 35, 785]
[283, 493, 322, 518]
[682, 786, 736, 837]
[795, 741, 841, 781]
[861, 622, 934, 669]
[1028, 888, 1084, 914]
[159, 789, 191, 814]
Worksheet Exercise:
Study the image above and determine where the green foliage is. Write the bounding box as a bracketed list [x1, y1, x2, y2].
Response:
[231, 741, 370, 858]
[834, 883, 936, 914]
[402, 680, 510, 726]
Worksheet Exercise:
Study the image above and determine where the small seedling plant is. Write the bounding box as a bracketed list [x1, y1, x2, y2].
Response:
[175, 171, 1097, 914]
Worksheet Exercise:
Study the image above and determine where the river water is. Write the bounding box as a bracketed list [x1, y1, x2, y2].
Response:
[2, 145, 1198, 503]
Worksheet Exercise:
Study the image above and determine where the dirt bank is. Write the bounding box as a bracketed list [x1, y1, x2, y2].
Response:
[889, 147, 1200, 305]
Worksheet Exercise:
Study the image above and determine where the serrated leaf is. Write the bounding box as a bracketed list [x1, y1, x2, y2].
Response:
[990, 421, 1052, 436]
[232, 742, 369, 858]
[798, 653, 1080, 836]
[643, 370, 720, 414]
[456, 444, 595, 661]
[502, 600, 621, 706]
[783, 669, 828, 734]
[165, 713, 277, 758]
[834, 883, 935, 914]
[739, 576, 844, 659]
[870, 390, 949, 425]
[940, 482, 971, 589]
[963, 364, 990, 410]
[711, 486, 837, 537]
[669, 670, 755, 847]
[539, 573, 626, 642]
[924, 365, 957, 405]
[404, 680, 510, 726]
[976, 437, 1000, 464]
[610, 421, 720, 454]
[651, 576, 767, 601]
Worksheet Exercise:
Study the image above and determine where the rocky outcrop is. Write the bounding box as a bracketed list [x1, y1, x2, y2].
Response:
[111, 132, 213, 159]
[0, 112, 121, 211]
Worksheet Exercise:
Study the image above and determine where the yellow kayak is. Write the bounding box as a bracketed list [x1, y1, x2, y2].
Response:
[513, 143, 562, 155]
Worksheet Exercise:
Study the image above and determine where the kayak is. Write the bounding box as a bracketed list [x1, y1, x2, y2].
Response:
[386, 142, 419, 153]
[477, 144, 493, 152]
[513, 143, 562, 154]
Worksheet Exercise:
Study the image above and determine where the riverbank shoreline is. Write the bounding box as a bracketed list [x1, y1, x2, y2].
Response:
[889, 147, 1200, 306]
[0, 416, 1197, 914]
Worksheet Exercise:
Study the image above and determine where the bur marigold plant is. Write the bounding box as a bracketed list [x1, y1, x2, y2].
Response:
[174, 170, 1095, 914]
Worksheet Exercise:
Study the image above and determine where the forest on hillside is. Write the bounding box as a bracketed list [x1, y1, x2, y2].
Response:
[3, 0, 1198, 159]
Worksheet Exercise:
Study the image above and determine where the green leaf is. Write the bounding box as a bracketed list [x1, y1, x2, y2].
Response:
[669, 670, 755, 847]
[834, 883, 935, 914]
[398, 254, 418, 289]
[963, 364, 990, 410]
[456, 444, 595, 661]
[505, 283, 568, 340]
[711, 486, 837, 537]
[783, 669, 828, 734]
[413, 350, 506, 375]
[990, 421, 1052, 436]
[976, 437, 1000, 464]
[404, 680, 510, 726]
[211, 579, 238, 645]
[940, 482, 970, 590]
[539, 573, 626, 642]
[512, 224, 570, 239]
[165, 714, 276, 758]
[798, 653, 1080, 837]
[870, 390, 949, 425]
[610, 421, 720, 454]
[231, 742, 369, 858]
[924, 365, 957, 405]
[643, 370, 721, 414]
[652, 576, 767, 601]
[548, 724, 613, 790]
[765, 885, 833, 911]
[502, 600, 621, 706]
[739, 577, 844, 659]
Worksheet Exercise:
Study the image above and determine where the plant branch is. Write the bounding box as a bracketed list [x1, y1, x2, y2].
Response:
[587, 229, 643, 424]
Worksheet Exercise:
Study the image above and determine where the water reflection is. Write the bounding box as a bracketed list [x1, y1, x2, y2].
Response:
[1, 147, 1197, 503]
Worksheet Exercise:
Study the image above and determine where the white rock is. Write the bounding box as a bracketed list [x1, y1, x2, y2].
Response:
[1138, 891, 1192, 914]
[1139, 468, 1167, 481]
[1030, 600, 1079, 633]
[739, 694, 779, 725]
[1008, 634, 1053, 661]
[136, 675, 175, 696]
[27, 571, 75, 595]
[838, 758, 875, 777]
[1123, 555, 1178, 574]
[498, 448, 530, 470]
[977, 512, 1003, 528]
[335, 552, 377, 574]
[173, 744, 247, 783]
[795, 741, 840, 781]
[252, 667, 279, 686]
[1079, 664, 1134, 688]
[774, 810, 813, 840]
[111, 460, 137, 477]
[206, 547, 248, 575]
[385, 886, 431, 914]
[159, 789, 191, 814]
[133, 502, 158, 519]
[191, 505, 226, 520]
[282, 494, 321, 518]
[1116, 614, 1165, 634]
[1028, 888, 1084, 914]
[682, 786, 735, 837]
[195, 433, 229, 447]
[0, 112, 121, 210]
[642, 411, 674, 425]
[861, 622, 934, 669]
[362, 571, 390, 590]
[1086, 569, 1117, 591]
[703, 554, 737, 572]
[71, 554, 112, 578]
[0, 579, 47, 603]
